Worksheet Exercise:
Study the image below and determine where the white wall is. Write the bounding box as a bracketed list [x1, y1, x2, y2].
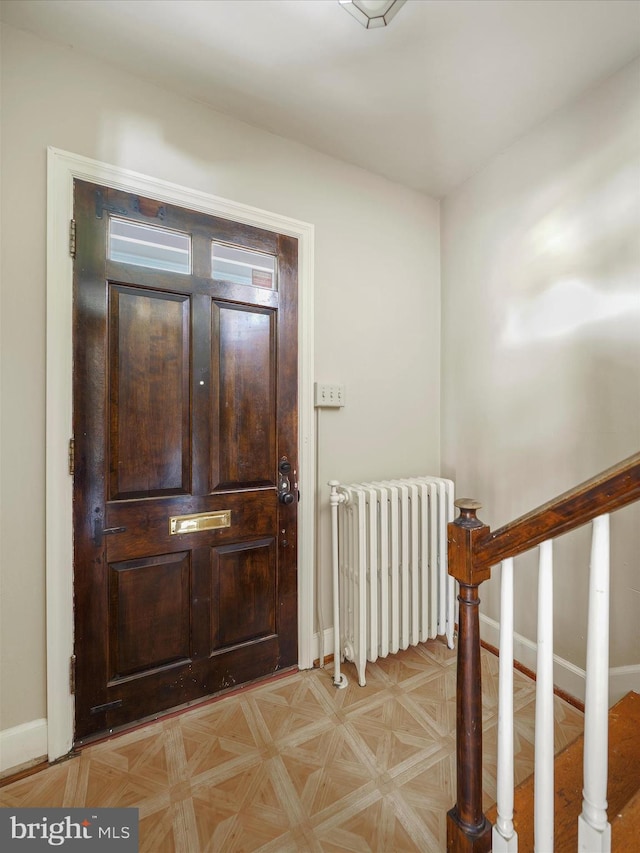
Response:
[0, 25, 441, 739]
[442, 60, 640, 675]
[5, 18, 636, 770]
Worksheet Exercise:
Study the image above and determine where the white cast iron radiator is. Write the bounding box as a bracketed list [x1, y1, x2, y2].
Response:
[329, 477, 455, 688]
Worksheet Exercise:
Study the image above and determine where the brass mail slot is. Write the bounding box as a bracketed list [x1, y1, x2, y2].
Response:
[169, 510, 231, 535]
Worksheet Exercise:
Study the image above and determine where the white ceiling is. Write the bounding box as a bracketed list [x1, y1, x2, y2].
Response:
[2, 0, 639, 197]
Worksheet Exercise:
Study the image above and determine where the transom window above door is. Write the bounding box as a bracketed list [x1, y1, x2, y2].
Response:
[108, 218, 277, 289]
[108, 217, 192, 274]
[212, 242, 277, 289]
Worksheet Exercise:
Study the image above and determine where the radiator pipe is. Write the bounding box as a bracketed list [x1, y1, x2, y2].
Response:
[329, 481, 348, 689]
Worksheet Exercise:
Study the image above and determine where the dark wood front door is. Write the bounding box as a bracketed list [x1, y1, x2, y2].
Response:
[72, 181, 298, 742]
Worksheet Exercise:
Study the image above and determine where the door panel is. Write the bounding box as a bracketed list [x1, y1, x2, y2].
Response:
[216, 302, 276, 489]
[73, 181, 298, 741]
[211, 538, 276, 651]
[109, 552, 191, 678]
[109, 286, 191, 498]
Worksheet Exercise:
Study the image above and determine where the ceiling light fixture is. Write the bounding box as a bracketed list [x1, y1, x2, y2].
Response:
[338, 0, 407, 29]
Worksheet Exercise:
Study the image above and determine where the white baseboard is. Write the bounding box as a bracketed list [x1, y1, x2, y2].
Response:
[310, 627, 336, 669]
[480, 615, 640, 707]
[480, 614, 586, 703]
[609, 665, 640, 705]
[0, 718, 48, 776]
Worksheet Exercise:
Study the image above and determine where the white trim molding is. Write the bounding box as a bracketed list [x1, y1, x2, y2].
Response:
[480, 614, 640, 706]
[480, 614, 586, 703]
[0, 720, 48, 776]
[47, 147, 315, 763]
[312, 627, 336, 668]
[609, 665, 640, 705]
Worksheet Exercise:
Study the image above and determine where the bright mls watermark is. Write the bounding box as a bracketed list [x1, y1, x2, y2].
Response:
[0, 808, 138, 850]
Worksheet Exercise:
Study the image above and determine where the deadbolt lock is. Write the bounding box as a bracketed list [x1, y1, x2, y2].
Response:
[278, 457, 294, 504]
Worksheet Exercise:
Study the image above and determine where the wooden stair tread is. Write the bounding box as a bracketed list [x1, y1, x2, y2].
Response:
[611, 784, 640, 851]
[487, 691, 640, 850]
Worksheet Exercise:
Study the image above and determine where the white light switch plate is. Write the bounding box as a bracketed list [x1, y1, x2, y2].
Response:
[314, 383, 345, 408]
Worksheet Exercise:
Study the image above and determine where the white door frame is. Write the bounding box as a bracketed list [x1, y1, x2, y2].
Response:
[46, 147, 315, 761]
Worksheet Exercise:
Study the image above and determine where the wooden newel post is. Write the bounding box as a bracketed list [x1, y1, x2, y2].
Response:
[447, 498, 493, 853]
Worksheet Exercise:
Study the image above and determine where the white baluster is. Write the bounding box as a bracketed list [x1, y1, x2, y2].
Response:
[493, 558, 518, 852]
[578, 514, 611, 851]
[535, 540, 554, 853]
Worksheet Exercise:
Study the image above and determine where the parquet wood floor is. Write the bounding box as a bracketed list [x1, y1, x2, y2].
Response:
[0, 641, 583, 851]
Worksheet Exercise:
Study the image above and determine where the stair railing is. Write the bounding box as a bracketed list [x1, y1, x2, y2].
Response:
[447, 452, 640, 853]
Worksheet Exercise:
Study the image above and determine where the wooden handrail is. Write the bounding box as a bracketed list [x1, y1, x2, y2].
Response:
[474, 452, 640, 571]
[446, 452, 640, 853]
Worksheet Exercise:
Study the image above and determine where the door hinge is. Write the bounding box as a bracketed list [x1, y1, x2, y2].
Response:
[68, 438, 75, 476]
[69, 219, 76, 258]
[70, 654, 76, 695]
